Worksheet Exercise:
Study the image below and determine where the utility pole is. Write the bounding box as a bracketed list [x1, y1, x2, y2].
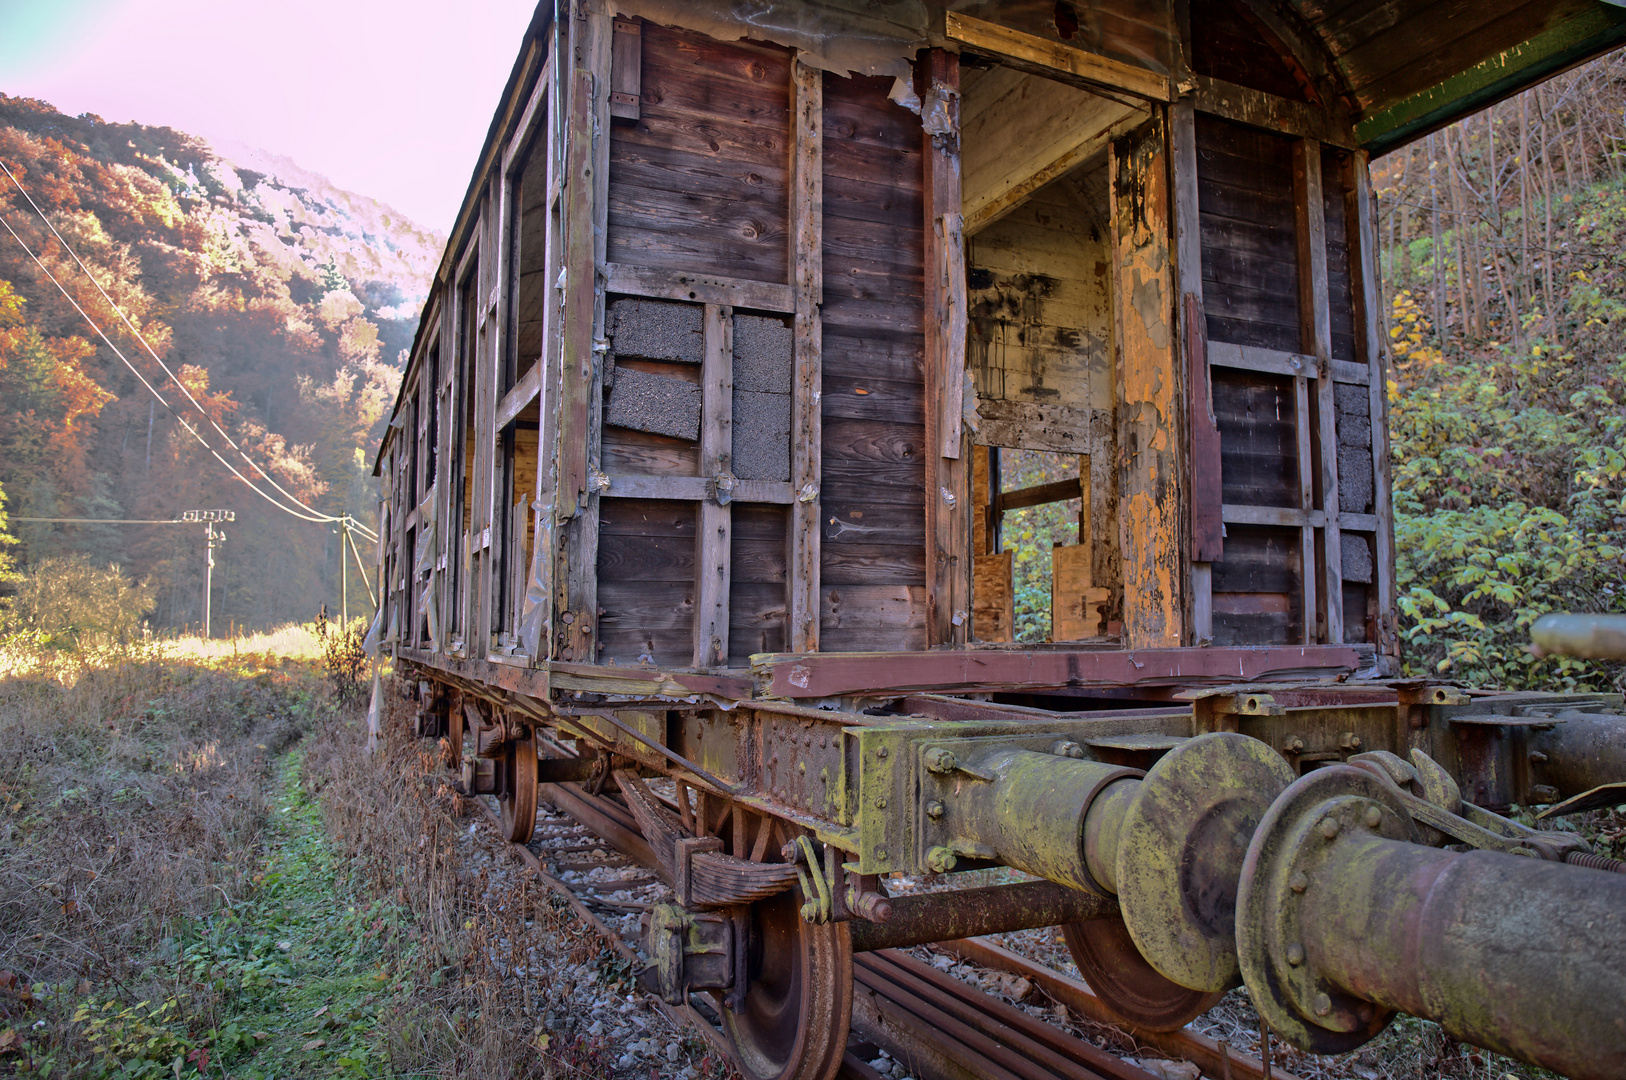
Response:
[181, 510, 234, 637]
[340, 516, 349, 627]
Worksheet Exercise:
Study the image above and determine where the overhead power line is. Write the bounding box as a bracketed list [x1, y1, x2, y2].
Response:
[0, 158, 377, 542]
[0, 209, 340, 527]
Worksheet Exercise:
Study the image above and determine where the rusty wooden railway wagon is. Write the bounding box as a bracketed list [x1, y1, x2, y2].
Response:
[373, 3, 1626, 1077]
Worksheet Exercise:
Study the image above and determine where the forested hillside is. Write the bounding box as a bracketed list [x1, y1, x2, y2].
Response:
[1376, 53, 1626, 693]
[0, 95, 442, 631]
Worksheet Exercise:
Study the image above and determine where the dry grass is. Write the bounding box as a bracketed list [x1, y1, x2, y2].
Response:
[300, 678, 731, 1079]
[0, 627, 320, 1073]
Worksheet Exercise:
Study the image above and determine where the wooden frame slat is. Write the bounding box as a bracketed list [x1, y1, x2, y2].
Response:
[921, 48, 971, 646]
[605, 263, 795, 314]
[945, 12, 1171, 102]
[1349, 150, 1398, 664]
[695, 303, 733, 668]
[1295, 139, 1343, 645]
[788, 56, 823, 652]
[602, 476, 795, 504]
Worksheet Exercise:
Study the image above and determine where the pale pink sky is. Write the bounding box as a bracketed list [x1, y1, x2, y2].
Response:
[2, 0, 541, 231]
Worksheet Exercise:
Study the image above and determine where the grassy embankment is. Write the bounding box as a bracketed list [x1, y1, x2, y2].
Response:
[0, 627, 691, 1079]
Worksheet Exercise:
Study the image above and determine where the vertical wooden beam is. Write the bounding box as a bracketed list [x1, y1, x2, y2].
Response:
[1293, 374, 1317, 646]
[476, 174, 505, 655]
[788, 56, 823, 653]
[1109, 115, 1184, 649]
[972, 445, 989, 556]
[557, 7, 611, 665]
[1349, 150, 1397, 668]
[695, 304, 734, 668]
[920, 48, 971, 646]
[435, 305, 456, 651]
[1171, 98, 1218, 645]
[1294, 139, 1342, 644]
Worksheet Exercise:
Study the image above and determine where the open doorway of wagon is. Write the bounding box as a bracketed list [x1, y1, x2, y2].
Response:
[960, 53, 1146, 643]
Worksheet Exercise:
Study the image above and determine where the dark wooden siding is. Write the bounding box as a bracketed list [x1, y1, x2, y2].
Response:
[1213, 524, 1302, 646]
[1322, 146, 1356, 364]
[819, 72, 927, 652]
[1197, 117, 1300, 353]
[596, 499, 696, 665]
[607, 23, 791, 284]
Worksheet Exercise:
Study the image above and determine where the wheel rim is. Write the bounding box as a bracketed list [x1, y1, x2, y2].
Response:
[1062, 917, 1223, 1031]
[499, 732, 537, 843]
[723, 887, 853, 1080]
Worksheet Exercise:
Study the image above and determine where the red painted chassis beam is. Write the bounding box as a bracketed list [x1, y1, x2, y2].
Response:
[755, 645, 1364, 699]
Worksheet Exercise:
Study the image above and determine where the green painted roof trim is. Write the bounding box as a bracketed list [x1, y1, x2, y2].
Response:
[1356, 3, 1626, 157]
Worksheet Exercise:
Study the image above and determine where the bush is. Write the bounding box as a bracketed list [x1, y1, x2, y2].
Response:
[0, 553, 155, 648]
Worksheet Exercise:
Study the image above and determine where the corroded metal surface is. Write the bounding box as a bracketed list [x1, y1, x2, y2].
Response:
[1113, 732, 1295, 992]
[849, 881, 1116, 954]
[1237, 764, 1626, 1077]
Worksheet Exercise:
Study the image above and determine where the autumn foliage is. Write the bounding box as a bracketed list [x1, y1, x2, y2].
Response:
[0, 95, 441, 631]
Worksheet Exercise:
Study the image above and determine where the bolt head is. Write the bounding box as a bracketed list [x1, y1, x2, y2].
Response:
[1320, 817, 1341, 841]
[780, 842, 800, 862]
[1364, 805, 1384, 829]
[1313, 993, 1332, 1017]
[1286, 942, 1305, 967]
[875, 847, 888, 860]
[926, 799, 945, 820]
[798, 761, 807, 774]
[876, 747, 888, 759]
[874, 795, 888, 809]
[1289, 871, 1309, 893]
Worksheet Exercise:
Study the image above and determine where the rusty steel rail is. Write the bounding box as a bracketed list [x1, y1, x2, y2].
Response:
[940, 937, 1294, 1080]
[489, 783, 1241, 1080]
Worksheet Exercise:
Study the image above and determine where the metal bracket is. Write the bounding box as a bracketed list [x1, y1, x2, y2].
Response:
[784, 835, 835, 923]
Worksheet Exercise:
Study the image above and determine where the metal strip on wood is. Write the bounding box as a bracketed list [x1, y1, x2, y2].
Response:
[920, 48, 970, 646]
[789, 56, 823, 653]
[695, 303, 733, 668]
[1294, 139, 1342, 645]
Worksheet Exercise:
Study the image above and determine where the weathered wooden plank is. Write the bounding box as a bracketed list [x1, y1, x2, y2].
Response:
[789, 57, 823, 653]
[753, 644, 1362, 698]
[1111, 115, 1182, 649]
[559, 12, 612, 667]
[694, 303, 733, 668]
[602, 475, 794, 503]
[609, 18, 641, 121]
[1348, 150, 1397, 662]
[921, 48, 970, 647]
[1174, 100, 1219, 647]
[496, 360, 543, 431]
[945, 12, 1170, 102]
[1295, 139, 1342, 645]
[1207, 340, 1316, 379]
[961, 64, 1142, 234]
[1294, 373, 1317, 647]
[1052, 544, 1110, 640]
[1192, 74, 1356, 148]
[973, 551, 1015, 643]
[605, 263, 794, 313]
[601, 428, 700, 475]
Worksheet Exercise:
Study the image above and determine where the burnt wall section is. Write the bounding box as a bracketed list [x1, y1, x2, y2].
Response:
[607, 23, 791, 283]
[819, 71, 927, 652]
[1197, 118, 1299, 352]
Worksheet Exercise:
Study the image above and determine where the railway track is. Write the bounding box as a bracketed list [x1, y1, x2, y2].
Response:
[474, 779, 1293, 1080]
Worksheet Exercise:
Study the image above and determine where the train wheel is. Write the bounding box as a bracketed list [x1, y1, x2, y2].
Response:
[498, 732, 537, 844]
[723, 886, 853, 1080]
[1062, 917, 1223, 1031]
